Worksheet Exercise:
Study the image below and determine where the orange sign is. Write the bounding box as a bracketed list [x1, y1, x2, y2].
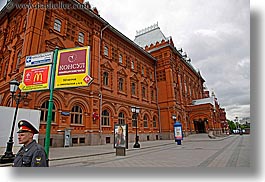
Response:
[19, 65, 52, 92]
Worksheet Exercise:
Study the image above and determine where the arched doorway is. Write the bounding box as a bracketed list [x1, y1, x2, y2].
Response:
[194, 119, 206, 133]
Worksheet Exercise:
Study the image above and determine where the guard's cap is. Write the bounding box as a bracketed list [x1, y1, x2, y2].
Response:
[17, 120, 39, 134]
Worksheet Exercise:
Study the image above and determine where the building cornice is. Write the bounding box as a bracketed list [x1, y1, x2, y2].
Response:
[0, 0, 156, 62]
[148, 43, 205, 82]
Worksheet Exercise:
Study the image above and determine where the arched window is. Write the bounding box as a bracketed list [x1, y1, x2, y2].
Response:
[22, 18, 27, 30]
[15, 51, 21, 71]
[153, 116, 157, 128]
[54, 19, 62, 32]
[118, 112, 125, 125]
[118, 78, 123, 91]
[131, 60, 134, 70]
[10, 30, 14, 39]
[144, 114, 148, 127]
[104, 46, 109, 56]
[141, 66, 145, 75]
[40, 101, 56, 123]
[142, 86, 146, 98]
[151, 90, 154, 101]
[71, 105, 83, 124]
[102, 110, 110, 126]
[119, 54, 123, 64]
[131, 82, 136, 95]
[150, 72, 153, 80]
[103, 72, 109, 86]
[78, 32, 84, 44]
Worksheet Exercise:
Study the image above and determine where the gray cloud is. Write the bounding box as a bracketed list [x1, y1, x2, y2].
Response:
[0, 0, 250, 121]
[0, 1, 6, 10]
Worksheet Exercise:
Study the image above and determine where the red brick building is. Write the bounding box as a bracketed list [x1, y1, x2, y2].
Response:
[0, 0, 226, 147]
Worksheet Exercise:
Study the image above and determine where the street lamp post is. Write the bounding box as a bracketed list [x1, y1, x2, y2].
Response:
[172, 114, 177, 137]
[0, 80, 27, 164]
[131, 106, 140, 148]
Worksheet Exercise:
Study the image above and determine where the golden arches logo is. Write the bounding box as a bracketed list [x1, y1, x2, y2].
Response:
[34, 73, 43, 82]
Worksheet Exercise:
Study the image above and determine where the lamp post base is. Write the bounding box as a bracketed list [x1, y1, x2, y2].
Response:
[133, 142, 140, 148]
[0, 153, 15, 164]
[0, 141, 15, 164]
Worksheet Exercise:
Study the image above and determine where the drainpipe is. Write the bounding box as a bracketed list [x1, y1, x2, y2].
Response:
[98, 24, 109, 144]
[21, 0, 31, 57]
[154, 62, 162, 138]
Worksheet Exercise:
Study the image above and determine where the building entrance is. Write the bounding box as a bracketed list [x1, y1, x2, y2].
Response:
[194, 120, 206, 133]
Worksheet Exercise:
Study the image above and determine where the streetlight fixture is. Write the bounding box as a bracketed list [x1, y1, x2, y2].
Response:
[0, 79, 27, 164]
[234, 116, 239, 129]
[172, 114, 177, 121]
[131, 106, 140, 148]
[10, 79, 20, 94]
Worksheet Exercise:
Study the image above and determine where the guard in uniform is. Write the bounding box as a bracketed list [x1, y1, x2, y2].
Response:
[13, 120, 48, 167]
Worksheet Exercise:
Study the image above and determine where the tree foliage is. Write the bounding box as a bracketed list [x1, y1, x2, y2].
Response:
[227, 119, 236, 131]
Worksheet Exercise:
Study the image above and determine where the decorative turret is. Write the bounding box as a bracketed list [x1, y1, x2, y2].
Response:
[211, 90, 216, 98]
[134, 22, 171, 49]
[92, 7, 99, 15]
[84, 1, 91, 9]
[136, 22, 159, 37]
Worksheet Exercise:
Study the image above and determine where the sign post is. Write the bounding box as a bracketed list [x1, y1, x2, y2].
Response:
[19, 46, 92, 158]
[44, 48, 58, 156]
[45, 46, 92, 156]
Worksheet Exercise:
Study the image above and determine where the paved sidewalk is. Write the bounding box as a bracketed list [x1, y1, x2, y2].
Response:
[48, 133, 231, 160]
[48, 133, 239, 167]
[0, 133, 232, 167]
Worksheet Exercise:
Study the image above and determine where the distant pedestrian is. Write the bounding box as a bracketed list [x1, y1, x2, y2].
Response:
[13, 120, 48, 167]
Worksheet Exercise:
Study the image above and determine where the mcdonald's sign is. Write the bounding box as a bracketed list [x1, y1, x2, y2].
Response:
[34, 72, 43, 82]
[19, 65, 52, 92]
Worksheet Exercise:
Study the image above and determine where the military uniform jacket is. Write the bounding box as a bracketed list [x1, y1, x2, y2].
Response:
[13, 140, 48, 167]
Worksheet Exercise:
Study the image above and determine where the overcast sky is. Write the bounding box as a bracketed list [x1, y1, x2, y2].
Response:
[84, 0, 251, 121]
[0, 0, 250, 121]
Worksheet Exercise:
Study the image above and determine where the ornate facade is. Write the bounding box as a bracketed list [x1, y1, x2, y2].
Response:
[0, 0, 226, 147]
